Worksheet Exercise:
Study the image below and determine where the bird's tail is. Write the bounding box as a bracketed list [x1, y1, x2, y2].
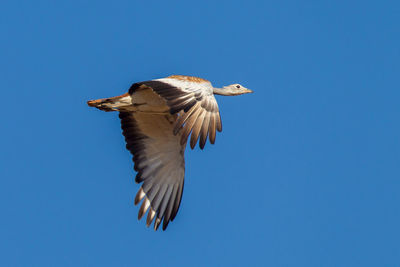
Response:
[87, 93, 132, 112]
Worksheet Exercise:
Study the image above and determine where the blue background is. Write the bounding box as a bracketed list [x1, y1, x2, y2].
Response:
[1, 0, 399, 266]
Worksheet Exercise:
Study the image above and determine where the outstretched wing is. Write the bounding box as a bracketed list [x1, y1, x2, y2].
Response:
[129, 77, 222, 149]
[119, 112, 186, 231]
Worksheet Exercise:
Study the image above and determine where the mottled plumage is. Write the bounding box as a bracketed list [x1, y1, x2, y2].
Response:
[87, 75, 252, 230]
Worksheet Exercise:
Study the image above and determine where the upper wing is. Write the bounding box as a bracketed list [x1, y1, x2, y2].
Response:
[129, 78, 222, 149]
[119, 112, 185, 231]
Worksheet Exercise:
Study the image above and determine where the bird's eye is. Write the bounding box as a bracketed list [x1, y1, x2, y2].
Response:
[236, 85, 240, 88]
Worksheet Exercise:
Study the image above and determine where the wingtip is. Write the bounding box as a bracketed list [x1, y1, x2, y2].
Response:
[154, 218, 161, 231]
[162, 222, 169, 231]
[134, 188, 145, 205]
[190, 140, 196, 149]
[138, 198, 150, 220]
[199, 143, 205, 150]
[146, 208, 156, 227]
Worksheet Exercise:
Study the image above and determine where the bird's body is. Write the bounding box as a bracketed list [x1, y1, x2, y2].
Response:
[87, 75, 252, 230]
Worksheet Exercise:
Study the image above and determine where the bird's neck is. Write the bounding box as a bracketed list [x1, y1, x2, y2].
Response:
[213, 87, 235, 96]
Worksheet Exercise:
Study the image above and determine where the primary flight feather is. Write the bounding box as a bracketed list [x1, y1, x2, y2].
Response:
[87, 75, 252, 230]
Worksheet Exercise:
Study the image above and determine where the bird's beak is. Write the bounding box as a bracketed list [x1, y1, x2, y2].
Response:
[245, 89, 253, 94]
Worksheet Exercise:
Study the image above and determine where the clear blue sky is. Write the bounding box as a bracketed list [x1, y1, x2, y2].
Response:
[1, 0, 399, 266]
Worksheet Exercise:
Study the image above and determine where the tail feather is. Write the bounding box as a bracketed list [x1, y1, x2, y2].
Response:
[87, 93, 132, 111]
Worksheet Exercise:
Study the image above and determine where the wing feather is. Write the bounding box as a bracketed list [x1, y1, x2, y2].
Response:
[190, 109, 206, 149]
[154, 185, 173, 231]
[162, 184, 179, 230]
[134, 188, 145, 205]
[146, 208, 156, 227]
[138, 198, 150, 220]
[173, 103, 200, 135]
[199, 113, 211, 149]
[216, 110, 223, 132]
[130, 79, 222, 149]
[209, 113, 216, 144]
[180, 106, 202, 146]
[119, 112, 185, 230]
[150, 184, 169, 213]
[171, 180, 184, 221]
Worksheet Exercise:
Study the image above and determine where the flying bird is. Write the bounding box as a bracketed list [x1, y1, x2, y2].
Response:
[87, 75, 252, 230]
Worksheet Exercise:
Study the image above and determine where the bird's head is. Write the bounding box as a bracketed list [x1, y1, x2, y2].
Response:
[221, 84, 253, 96]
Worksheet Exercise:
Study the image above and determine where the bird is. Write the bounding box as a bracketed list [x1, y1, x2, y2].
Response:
[87, 75, 252, 231]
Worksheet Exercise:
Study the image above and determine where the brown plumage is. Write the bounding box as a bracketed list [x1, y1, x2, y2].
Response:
[167, 75, 209, 83]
